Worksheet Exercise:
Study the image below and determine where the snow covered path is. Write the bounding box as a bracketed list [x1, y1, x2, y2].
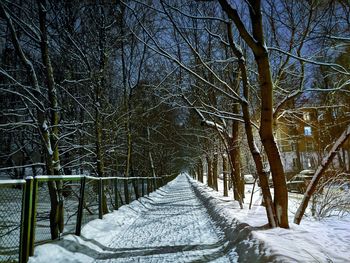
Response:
[29, 173, 350, 263]
[29, 174, 234, 263]
[93, 173, 231, 262]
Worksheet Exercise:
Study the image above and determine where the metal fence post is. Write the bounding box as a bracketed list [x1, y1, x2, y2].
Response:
[153, 177, 157, 190]
[134, 179, 139, 200]
[75, 176, 86, 236]
[124, 179, 130, 204]
[114, 179, 119, 210]
[141, 178, 145, 197]
[28, 178, 38, 257]
[19, 177, 33, 263]
[98, 178, 103, 219]
[147, 178, 150, 195]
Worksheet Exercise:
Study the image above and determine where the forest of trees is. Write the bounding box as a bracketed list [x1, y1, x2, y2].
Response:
[1, 0, 349, 230]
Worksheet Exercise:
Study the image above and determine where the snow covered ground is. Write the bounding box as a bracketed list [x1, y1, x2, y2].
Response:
[195, 176, 350, 262]
[27, 173, 350, 262]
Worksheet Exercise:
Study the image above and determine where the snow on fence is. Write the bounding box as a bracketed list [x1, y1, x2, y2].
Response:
[0, 174, 177, 263]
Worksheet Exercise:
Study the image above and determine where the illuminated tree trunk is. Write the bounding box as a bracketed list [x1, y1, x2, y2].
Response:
[255, 51, 289, 228]
[219, 0, 288, 228]
[294, 124, 350, 224]
[224, 21, 278, 227]
[229, 118, 244, 201]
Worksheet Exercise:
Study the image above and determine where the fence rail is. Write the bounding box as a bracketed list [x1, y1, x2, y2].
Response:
[0, 174, 177, 263]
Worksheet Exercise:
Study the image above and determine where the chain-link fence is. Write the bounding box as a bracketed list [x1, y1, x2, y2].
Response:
[0, 174, 177, 263]
[81, 178, 99, 227]
[0, 180, 25, 263]
[33, 179, 82, 244]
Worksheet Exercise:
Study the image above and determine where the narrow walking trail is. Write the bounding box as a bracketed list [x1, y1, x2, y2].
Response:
[94, 173, 232, 262]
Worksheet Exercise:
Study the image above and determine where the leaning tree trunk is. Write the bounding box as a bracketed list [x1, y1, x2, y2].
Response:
[294, 124, 350, 224]
[219, 0, 281, 228]
[224, 21, 278, 228]
[248, 1, 289, 228]
[255, 52, 289, 228]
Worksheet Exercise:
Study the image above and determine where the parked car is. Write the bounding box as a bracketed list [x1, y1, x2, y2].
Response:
[256, 173, 274, 187]
[244, 174, 255, 184]
[287, 170, 315, 193]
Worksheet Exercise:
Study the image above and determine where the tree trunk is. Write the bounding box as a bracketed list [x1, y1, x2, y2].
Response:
[224, 21, 278, 227]
[118, 3, 131, 203]
[206, 155, 213, 188]
[212, 153, 218, 191]
[223, 154, 228, 197]
[248, 0, 289, 228]
[230, 119, 244, 201]
[294, 124, 350, 224]
[255, 52, 289, 228]
[38, 0, 65, 239]
[95, 6, 108, 215]
[197, 158, 203, 183]
[347, 148, 350, 172]
[147, 127, 156, 178]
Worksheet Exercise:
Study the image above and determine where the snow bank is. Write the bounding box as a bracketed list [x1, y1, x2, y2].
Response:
[28, 184, 177, 263]
[189, 178, 281, 262]
[189, 176, 350, 262]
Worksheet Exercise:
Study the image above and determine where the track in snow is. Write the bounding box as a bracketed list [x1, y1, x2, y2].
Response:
[92, 173, 233, 262]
